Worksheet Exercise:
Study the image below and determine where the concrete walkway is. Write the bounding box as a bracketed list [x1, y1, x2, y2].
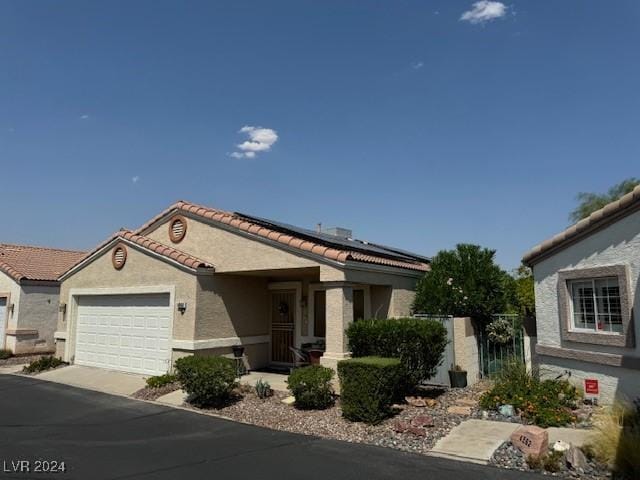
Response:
[430, 420, 520, 465]
[241, 371, 289, 392]
[34, 365, 146, 396]
[0, 363, 29, 374]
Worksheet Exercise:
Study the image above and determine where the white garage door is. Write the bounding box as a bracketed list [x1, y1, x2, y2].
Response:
[75, 294, 171, 375]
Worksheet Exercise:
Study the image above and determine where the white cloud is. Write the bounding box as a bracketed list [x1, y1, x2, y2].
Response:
[132, 176, 140, 184]
[460, 1, 507, 24]
[412, 61, 424, 70]
[80, 114, 90, 120]
[231, 125, 278, 159]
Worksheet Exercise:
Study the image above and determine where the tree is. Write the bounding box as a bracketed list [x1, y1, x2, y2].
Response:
[570, 178, 640, 223]
[504, 265, 535, 317]
[413, 244, 509, 322]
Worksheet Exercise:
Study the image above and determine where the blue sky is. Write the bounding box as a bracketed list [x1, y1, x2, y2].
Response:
[1, 1, 638, 269]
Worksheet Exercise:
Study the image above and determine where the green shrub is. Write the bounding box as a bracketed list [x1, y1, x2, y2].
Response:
[146, 373, 177, 389]
[0, 349, 12, 360]
[346, 317, 447, 390]
[338, 356, 403, 424]
[287, 365, 334, 409]
[22, 356, 66, 374]
[542, 450, 563, 472]
[479, 359, 579, 427]
[255, 378, 272, 399]
[174, 356, 238, 407]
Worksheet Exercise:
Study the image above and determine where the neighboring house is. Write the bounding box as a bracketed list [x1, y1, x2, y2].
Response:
[55, 200, 429, 376]
[0, 244, 86, 354]
[523, 185, 640, 404]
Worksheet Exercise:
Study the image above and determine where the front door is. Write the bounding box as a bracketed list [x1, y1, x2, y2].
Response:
[271, 290, 295, 364]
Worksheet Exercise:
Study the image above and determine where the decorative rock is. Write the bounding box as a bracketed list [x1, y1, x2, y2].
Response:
[393, 420, 410, 433]
[410, 414, 435, 428]
[481, 410, 489, 419]
[498, 404, 516, 417]
[553, 440, 571, 452]
[565, 445, 588, 471]
[447, 405, 472, 416]
[405, 396, 427, 407]
[406, 426, 426, 437]
[456, 398, 477, 407]
[281, 395, 296, 405]
[510, 425, 549, 458]
[425, 398, 438, 408]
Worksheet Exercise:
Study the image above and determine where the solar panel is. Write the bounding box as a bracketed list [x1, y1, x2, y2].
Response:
[234, 212, 429, 263]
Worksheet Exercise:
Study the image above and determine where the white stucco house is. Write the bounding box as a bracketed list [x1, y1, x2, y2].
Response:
[0, 244, 86, 354]
[523, 185, 640, 404]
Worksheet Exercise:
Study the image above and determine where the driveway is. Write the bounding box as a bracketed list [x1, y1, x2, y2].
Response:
[0, 375, 545, 480]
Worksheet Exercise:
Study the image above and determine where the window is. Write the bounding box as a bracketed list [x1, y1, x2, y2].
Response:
[569, 277, 622, 334]
[313, 290, 326, 337]
[353, 289, 365, 321]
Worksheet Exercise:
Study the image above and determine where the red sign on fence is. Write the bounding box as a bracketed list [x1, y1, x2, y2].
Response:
[585, 379, 599, 395]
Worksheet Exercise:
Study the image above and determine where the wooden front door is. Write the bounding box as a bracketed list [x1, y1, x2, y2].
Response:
[271, 290, 296, 363]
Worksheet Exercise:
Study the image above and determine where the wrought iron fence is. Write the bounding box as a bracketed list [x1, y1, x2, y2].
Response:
[479, 314, 525, 378]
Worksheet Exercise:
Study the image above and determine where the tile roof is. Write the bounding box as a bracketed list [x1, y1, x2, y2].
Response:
[523, 184, 640, 266]
[137, 201, 429, 272]
[0, 244, 87, 283]
[60, 230, 214, 279]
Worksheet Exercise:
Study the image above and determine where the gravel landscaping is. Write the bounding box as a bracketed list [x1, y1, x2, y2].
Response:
[490, 441, 611, 480]
[0, 354, 50, 366]
[472, 402, 598, 428]
[181, 381, 490, 454]
[132, 382, 181, 401]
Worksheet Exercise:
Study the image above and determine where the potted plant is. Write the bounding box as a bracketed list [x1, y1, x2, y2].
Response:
[448, 364, 468, 388]
[231, 345, 245, 358]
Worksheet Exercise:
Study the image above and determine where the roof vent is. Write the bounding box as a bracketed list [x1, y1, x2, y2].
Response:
[322, 227, 353, 239]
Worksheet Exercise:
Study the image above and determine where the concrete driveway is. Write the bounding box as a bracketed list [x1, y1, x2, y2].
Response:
[34, 364, 146, 396]
[0, 375, 547, 480]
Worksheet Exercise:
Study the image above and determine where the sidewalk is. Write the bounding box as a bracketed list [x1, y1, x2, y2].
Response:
[34, 365, 146, 396]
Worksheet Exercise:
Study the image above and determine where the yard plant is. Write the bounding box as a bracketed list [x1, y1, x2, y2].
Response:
[174, 355, 238, 407]
[145, 373, 177, 389]
[346, 317, 447, 391]
[287, 365, 334, 409]
[338, 356, 403, 424]
[0, 349, 12, 360]
[479, 359, 580, 427]
[22, 356, 66, 374]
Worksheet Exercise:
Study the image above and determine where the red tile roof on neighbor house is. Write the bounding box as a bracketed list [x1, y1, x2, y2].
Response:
[136, 200, 430, 272]
[59, 230, 215, 279]
[523, 184, 640, 266]
[0, 244, 87, 283]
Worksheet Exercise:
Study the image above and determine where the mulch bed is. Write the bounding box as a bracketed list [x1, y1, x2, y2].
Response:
[490, 441, 611, 480]
[132, 382, 181, 401]
[180, 381, 490, 455]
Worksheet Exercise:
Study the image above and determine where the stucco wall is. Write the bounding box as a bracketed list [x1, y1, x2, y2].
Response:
[11, 284, 59, 354]
[532, 208, 640, 402]
[0, 271, 21, 332]
[452, 317, 480, 385]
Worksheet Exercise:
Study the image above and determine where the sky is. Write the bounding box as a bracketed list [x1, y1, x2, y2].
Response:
[1, 1, 638, 270]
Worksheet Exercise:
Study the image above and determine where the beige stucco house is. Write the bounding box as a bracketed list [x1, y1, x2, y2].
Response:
[523, 185, 640, 403]
[0, 244, 86, 354]
[55, 201, 429, 376]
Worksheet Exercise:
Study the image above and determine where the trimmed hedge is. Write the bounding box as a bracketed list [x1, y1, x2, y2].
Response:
[287, 365, 334, 409]
[346, 318, 447, 389]
[146, 373, 177, 389]
[174, 356, 238, 407]
[338, 356, 403, 424]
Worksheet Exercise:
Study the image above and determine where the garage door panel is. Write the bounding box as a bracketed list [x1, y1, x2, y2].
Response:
[75, 294, 171, 375]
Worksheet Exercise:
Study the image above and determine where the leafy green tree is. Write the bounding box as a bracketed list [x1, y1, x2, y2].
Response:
[570, 178, 640, 223]
[413, 244, 509, 322]
[504, 265, 535, 317]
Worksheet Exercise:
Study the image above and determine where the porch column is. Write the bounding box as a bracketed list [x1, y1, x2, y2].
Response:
[320, 284, 353, 370]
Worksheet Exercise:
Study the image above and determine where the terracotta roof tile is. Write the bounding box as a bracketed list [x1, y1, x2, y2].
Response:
[136, 200, 429, 272]
[0, 244, 86, 283]
[523, 184, 640, 265]
[59, 230, 214, 279]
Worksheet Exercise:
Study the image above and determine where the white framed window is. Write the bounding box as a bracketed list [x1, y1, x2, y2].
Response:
[569, 277, 623, 334]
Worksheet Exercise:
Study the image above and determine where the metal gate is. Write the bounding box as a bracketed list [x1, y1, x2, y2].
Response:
[479, 314, 525, 378]
[412, 314, 454, 386]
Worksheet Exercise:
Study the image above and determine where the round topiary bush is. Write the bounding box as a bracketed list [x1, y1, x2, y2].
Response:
[287, 365, 334, 409]
[174, 355, 238, 407]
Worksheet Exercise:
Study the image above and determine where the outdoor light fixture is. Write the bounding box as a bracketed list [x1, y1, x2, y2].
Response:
[177, 302, 187, 314]
[59, 303, 67, 314]
[8, 303, 14, 315]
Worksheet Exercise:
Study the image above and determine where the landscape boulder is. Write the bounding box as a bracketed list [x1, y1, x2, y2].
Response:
[510, 425, 549, 458]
